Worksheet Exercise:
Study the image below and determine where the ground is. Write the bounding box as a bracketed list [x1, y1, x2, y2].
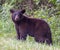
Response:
[0, 33, 60, 50]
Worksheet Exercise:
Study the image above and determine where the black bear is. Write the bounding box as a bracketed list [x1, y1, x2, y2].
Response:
[10, 9, 52, 45]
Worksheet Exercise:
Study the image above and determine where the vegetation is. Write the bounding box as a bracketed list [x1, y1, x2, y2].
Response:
[0, 0, 60, 50]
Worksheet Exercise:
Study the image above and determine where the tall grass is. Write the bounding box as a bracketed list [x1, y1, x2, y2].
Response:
[0, 3, 14, 33]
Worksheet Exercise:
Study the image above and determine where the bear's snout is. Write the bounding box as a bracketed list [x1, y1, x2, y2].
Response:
[15, 15, 20, 21]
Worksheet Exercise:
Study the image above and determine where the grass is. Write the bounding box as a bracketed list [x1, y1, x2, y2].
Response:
[0, 33, 60, 50]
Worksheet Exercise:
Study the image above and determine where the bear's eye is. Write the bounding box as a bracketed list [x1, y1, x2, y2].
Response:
[14, 14, 17, 16]
[13, 12, 19, 17]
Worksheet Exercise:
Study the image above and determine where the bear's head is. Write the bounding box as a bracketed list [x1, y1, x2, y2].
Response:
[10, 9, 25, 22]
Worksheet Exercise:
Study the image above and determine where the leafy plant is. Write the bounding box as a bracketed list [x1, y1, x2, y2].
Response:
[49, 0, 57, 5]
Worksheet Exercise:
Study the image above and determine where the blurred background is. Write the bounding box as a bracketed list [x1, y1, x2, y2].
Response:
[0, 0, 60, 50]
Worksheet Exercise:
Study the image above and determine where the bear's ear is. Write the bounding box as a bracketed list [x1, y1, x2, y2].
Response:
[10, 9, 15, 13]
[21, 9, 26, 14]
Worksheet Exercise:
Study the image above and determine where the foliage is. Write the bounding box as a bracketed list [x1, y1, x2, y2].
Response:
[49, 0, 57, 4]
[0, 3, 14, 33]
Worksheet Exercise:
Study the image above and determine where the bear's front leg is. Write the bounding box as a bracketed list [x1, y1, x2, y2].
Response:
[15, 24, 27, 40]
[15, 24, 20, 40]
[15, 25, 27, 40]
[19, 33, 27, 40]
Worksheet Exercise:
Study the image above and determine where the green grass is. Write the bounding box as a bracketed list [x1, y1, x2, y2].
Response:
[0, 33, 60, 50]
